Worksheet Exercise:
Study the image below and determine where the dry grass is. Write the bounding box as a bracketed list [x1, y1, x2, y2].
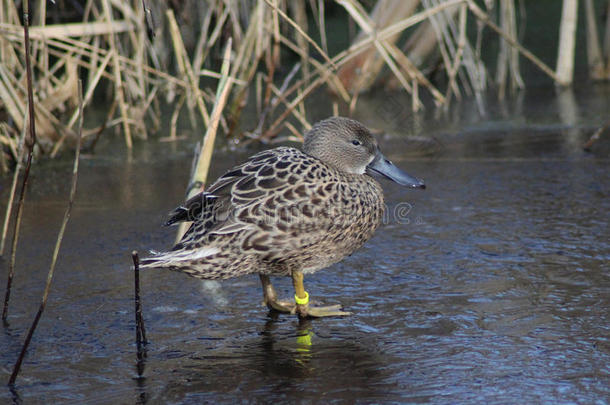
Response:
[1, 0, 609, 169]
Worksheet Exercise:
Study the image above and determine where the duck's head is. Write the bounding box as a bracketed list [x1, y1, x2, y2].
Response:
[303, 117, 425, 189]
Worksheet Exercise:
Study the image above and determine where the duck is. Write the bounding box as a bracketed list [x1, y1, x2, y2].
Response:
[140, 117, 425, 318]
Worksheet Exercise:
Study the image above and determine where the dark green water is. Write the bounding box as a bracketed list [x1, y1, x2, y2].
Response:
[0, 84, 608, 404]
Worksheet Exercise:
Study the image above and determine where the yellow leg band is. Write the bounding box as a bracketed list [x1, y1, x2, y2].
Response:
[295, 291, 309, 305]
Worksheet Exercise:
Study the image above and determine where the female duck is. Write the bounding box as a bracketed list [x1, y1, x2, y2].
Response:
[141, 117, 425, 318]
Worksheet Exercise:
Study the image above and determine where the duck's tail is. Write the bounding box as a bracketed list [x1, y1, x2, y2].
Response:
[137, 246, 221, 270]
[138, 255, 163, 269]
[135, 249, 165, 269]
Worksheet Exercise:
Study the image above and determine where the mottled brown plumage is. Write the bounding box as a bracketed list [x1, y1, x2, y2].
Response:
[141, 117, 424, 317]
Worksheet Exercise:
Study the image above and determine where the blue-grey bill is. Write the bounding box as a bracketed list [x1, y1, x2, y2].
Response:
[366, 152, 425, 189]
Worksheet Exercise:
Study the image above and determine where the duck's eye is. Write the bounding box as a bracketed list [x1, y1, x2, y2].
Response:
[351, 140, 361, 146]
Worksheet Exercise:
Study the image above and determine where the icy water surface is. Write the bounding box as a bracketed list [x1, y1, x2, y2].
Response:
[0, 86, 609, 403]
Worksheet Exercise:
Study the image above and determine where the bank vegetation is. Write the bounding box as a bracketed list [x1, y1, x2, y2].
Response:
[0, 0, 609, 170]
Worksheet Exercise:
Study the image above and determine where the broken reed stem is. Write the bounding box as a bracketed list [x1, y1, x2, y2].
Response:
[175, 39, 234, 242]
[9, 80, 83, 385]
[583, 120, 610, 151]
[132, 251, 147, 349]
[2, 0, 37, 323]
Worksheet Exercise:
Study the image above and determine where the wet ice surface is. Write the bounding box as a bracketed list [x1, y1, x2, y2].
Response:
[0, 87, 609, 403]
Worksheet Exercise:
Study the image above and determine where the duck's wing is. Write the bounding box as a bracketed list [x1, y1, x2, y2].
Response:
[208, 150, 350, 256]
[165, 193, 218, 226]
[166, 147, 301, 238]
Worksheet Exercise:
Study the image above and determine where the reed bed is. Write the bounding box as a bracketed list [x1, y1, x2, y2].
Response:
[1, 0, 609, 168]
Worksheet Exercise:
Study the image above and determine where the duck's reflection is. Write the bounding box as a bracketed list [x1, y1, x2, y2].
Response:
[156, 312, 389, 401]
[259, 311, 315, 373]
[294, 318, 314, 367]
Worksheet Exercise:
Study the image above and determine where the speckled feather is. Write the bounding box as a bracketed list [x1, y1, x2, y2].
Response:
[140, 145, 385, 279]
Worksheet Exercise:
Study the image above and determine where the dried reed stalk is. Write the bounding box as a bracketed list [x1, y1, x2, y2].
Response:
[261, 0, 281, 120]
[496, 0, 524, 98]
[263, 0, 336, 70]
[555, 0, 578, 86]
[224, 2, 263, 135]
[9, 79, 83, 385]
[425, 0, 482, 104]
[263, 0, 345, 119]
[24, 20, 134, 38]
[445, 3, 467, 104]
[0, 112, 27, 256]
[166, 9, 210, 127]
[290, 0, 309, 85]
[584, 0, 609, 80]
[176, 39, 234, 241]
[316, 0, 329, 56]
[101, 0, 132, 148]
[2, 0, 37, 323]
